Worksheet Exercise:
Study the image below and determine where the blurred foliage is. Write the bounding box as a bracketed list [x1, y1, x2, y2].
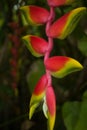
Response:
[0, 0, 87, 130]
[77, 32, 87, 56]
[62, 91, 87, 130]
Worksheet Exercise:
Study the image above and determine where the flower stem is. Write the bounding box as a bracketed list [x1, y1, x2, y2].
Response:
[44, 6, 55, 86]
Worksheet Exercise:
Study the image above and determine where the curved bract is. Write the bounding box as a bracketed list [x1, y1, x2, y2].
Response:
[29, 74, 48, 119]
[46, 86, 56, 130]
[20, 5, 50, 25]
[47, 7, 86, 39]
[43, 86, 56, 130]
[45, 56, 83, 78]
[22, 35, 48, 57]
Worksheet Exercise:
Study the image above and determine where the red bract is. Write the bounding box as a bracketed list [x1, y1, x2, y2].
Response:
[47, 7, 86, 39]
[45, 56, 83, 78]
[29, 74, 48, 119]
[22, 35, 48, 57]
[20, 5, 50, 25]
[45, 56, 69, 71]
[46, 86, 56, 130]
[47, 0, 74, 7]
[47, 12, 69, 38]
[33, 74, 48, 95]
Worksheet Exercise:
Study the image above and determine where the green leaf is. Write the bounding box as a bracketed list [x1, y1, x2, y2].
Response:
[78, 33, 87, 56]
[82, 91, 87, 100]
[62, 101, 81, 130]
[75, 91, 87, 130]
[62, 91, 87, 130]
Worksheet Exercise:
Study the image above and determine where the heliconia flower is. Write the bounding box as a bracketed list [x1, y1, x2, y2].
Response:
[45, 56, 83, 78]
[47, 7, 86, 39]
[43, 86, 56, 130]
[22, 35, 48, 57]
[47, 0, 75, 7]
[29, 74, 48, 119]
[20, 5, 50, 25]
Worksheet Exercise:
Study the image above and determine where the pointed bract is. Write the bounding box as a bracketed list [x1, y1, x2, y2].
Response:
[47, 0, 75, 7]
[46, 86, 56, 130]
[29, 74, 48, 119]
[45, 56, 83, 78]
[47, 7, 86, 39]
[20, 5, 49, 25]
[22, 35, 48, 57]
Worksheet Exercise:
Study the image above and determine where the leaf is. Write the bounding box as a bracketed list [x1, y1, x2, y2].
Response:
[22, 35, 48, 57]
[47, 7, 86, 39]
[62, 91, 87, 130]
[82, 91, 87, 101]
[78, 33, 87, 56]
[62, 101, 81, 130]
[75, 101, 87, 130]
[20, 5, 49, 25]
[75, 91, 87, 130]
[47, 0, 75, 7]
[45, 56, 83, 78]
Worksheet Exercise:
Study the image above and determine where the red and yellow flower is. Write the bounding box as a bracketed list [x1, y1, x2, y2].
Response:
[29, 74, 48, 119]
[47, 7, 86, 39]
[45, 56, 83, 78]
[22, 35, 48, 57]
[20, 5, 50, 25]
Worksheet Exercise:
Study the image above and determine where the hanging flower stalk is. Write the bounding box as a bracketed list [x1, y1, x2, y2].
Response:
[8, 22, 23, 95]
[20, 1, 86, 130]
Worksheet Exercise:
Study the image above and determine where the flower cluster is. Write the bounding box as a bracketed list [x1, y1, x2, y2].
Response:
[20, 1, 86, 130]
[8, 22, 22, 94]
